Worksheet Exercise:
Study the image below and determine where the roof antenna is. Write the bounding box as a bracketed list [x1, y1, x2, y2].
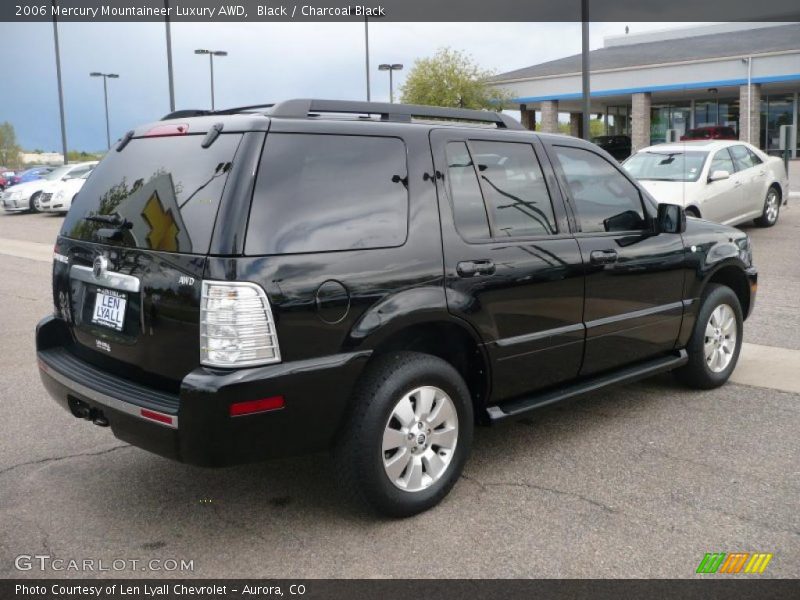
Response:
[625, 26, 629, 34]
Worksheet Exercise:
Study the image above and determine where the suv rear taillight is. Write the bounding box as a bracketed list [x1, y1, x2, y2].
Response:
[200, 281, 281, 368]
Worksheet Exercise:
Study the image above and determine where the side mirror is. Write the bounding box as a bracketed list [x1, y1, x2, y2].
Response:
[707, 169, 730, 183]
[657, 203, 686, 234]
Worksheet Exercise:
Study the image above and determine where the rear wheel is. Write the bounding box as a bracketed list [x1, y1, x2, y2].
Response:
[334, 351, 473, 517]
[685, 206, 701, 219]
[754, 186, 780, 227]
[674, 284, 743, 389]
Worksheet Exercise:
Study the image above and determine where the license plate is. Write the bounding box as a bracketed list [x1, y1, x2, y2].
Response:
[91, 289, 127, 331]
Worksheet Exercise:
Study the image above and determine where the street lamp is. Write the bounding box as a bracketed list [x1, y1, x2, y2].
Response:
[89, 72, 119, 150]
[363, 14, 385, 102]
[378, 64, 403, 103]
[195, 49, 228, 110]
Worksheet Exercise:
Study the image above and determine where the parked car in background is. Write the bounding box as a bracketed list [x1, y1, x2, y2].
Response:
[680, 126, 737, 141]
[40, 169, 94, 214]
[8, 166, 55, 187]
[0, 171, 16, 190]
[591, 135, 631, 160]
[1, 162, 96, 213]
[623, 140, 788, 227]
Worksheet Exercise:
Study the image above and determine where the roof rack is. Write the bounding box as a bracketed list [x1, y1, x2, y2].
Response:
[161, 99, 524, 130]
[267, 99, 523, 129]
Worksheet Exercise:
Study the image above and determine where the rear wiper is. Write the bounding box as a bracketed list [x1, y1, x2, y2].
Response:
[84, 213, 133, 241]
[84, 213, 127, 225]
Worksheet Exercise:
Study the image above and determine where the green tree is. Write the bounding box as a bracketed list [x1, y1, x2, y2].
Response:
[0, 122, 22, 168]
[67, 150, 105, 162]
[399, 48, 510, 111]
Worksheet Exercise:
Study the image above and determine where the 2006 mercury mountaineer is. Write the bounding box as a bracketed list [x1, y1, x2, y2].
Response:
[36, 99, 757, 516]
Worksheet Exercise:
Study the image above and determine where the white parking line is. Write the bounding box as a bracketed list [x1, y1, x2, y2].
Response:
[0, 237, 52, 263]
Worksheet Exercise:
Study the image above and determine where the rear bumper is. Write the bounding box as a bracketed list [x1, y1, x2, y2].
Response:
[36, 316, 371, 467]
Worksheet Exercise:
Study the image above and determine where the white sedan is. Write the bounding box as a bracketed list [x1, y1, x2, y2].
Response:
[40, 170, 92, 214]
[1, 161, 96, 213]
[623, 140, 788, 227]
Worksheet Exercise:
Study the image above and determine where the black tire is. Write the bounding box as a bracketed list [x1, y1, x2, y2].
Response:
[29, 192, 41, 213]
[334, 351, 473, 518]
[674, 284, 743, 389]
[754, 185, 780, 227]
[685, 207, 701, 219]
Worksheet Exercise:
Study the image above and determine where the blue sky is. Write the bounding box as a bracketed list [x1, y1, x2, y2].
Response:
[0, 21, 693, 152]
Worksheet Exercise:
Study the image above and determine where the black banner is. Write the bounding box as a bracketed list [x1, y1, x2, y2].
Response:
[3, 579, 800, 600]
[2, 0, 800, 22]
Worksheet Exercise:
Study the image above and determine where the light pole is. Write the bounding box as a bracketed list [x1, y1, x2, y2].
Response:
[364, 18, 371, 101]
[164, 0, 175, 112]
[89, 72, 119, 150]
[378, 64, 403, 103]
[52, 0, 68, 164]
[195, 49, 227, 110]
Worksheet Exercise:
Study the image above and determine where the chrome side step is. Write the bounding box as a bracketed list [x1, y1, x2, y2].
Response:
[486, 349, 688, 422]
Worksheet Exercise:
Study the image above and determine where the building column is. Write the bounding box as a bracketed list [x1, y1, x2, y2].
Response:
[540, 100, 559, 134]
[631, 92, 651, 153]
[520, 104, 536, 131]
[739, 83, 761, 147]
[569, 113, 584, 138]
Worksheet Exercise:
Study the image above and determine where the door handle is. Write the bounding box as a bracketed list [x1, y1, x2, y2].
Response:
[457, 260, 496, 277]
[589, 250, 618, 265]
[734, 180, 742, 187]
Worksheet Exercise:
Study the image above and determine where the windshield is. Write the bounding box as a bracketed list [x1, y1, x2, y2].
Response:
[623, 150, 708, 182]
[61, 134, 243, 254]
[43, 166, 72, 181]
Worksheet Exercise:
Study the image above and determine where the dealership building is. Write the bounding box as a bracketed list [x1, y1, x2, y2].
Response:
[491, 22, 800, 156]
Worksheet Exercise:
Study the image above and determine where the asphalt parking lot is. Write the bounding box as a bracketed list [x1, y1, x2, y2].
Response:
[0, 187, 798, 578]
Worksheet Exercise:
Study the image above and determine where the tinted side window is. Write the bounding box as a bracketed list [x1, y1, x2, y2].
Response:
[471, 141, 557, 237]
[246, 134, 408, 255]
[729, 145, 761, 171]
[553, 145, 646, 233]
[710, 149, 735, 174]
[445, 142, 491, 239]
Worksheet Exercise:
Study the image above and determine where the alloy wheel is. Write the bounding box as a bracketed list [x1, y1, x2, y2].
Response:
[382, 386, 458, 492]
[704, 304, 737, 373]
[765, 189, 779, 224]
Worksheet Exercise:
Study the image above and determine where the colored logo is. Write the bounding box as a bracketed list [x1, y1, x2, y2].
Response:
[142, 192, 180, 252]
[696, 552, 773, 574]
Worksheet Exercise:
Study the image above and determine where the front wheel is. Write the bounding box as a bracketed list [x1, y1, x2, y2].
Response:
[29, 192, 41, 213]
[674, 284, 743, 389]
[334, 351, 473, 517]
[754, 186, 780, 227]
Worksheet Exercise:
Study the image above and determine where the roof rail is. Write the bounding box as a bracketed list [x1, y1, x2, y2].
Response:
[267, 99, 524, 130]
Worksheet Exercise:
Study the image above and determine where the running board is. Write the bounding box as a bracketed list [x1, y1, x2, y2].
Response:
[486, 349, 688, 422]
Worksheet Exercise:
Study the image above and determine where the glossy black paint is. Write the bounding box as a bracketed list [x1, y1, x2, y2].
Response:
[36, 112, 757, 467]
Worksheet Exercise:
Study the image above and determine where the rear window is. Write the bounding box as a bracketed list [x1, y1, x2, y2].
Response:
[245, 133, 408, 255]
[61, 134, 243, 254]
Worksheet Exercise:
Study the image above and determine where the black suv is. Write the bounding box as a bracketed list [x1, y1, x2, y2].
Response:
[36, 100, 757, 516]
